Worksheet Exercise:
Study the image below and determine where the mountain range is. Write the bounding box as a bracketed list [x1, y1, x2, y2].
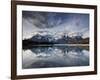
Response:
[23, 31, 89, 49]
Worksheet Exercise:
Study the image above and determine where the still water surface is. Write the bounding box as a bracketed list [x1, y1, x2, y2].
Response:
[22, 45, 89, 69]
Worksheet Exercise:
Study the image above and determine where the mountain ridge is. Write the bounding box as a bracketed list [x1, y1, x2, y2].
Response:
[23, 32, 89, 49]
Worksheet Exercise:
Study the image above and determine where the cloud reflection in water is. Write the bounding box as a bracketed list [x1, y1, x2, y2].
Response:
[22, 46, 89, 69]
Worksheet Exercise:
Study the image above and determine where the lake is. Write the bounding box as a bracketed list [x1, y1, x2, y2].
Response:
[22, 45, 89, 69]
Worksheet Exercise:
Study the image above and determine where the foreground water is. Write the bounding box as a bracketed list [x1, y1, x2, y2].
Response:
[22, 45, 89, 69]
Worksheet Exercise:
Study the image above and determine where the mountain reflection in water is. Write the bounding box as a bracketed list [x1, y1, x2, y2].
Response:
[22, 46, 89, 69]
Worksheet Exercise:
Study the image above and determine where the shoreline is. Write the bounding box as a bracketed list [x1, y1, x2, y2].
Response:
[29, 44, 89, 46]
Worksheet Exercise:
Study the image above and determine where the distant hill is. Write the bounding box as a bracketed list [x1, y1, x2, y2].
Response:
[79, 38, 89, 44]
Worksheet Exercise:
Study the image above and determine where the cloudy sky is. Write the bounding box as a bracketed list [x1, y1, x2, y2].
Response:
[22, 11, 89, 39]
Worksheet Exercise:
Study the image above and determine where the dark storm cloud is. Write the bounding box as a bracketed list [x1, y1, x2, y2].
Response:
[23, 11, 47, 28]
[22, 11, 72, 29]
